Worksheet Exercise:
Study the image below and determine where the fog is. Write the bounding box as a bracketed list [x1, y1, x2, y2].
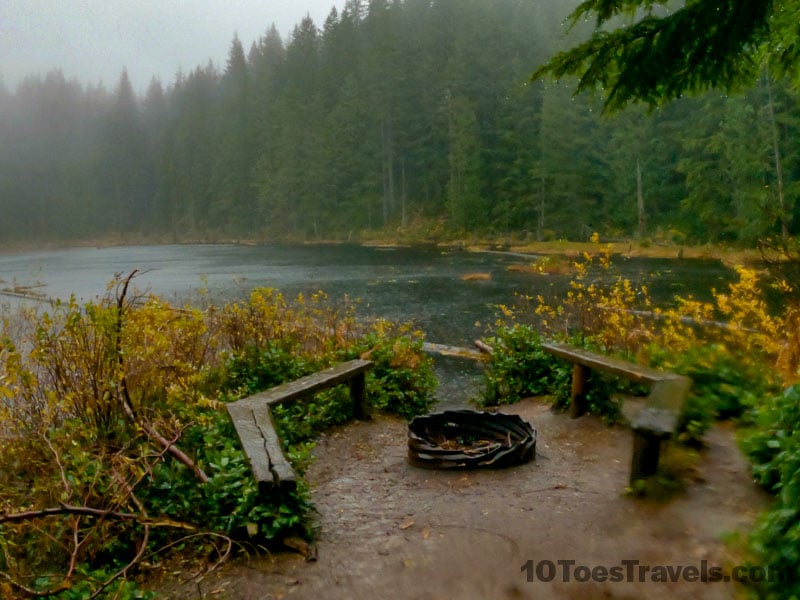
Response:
[1, 0, 342, 91]
[0, 0, 791, 248]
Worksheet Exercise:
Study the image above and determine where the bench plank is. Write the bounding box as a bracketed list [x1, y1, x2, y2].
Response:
[633, 378, 690, 430]
[540, 342, 692, 484]
[541, 342, 670, 384]
[226, 401, 277, 489]
[251, 404, 297, 490]
[228, 359, 374, 496]
[239, 359, 373, 408]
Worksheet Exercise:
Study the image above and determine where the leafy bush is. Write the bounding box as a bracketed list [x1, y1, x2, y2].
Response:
[479, 325, 638, 423]
[517, 244, 790, 445]
[0, 278, 438, 598]
[742, 385, 800, 491]
[578, 370, 630, 424]
[478, 324, 570, 407]
[219, 342, 318, 396]
[352, 327, 438, 420]
[650, 344, 776, 444]
[47, 566, 157, 600]
[742, 386, 800, 599]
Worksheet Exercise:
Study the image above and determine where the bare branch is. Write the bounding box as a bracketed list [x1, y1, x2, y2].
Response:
[0, 504, 196, 530]
[113, 270, 209, 483]
[88, 488, 150, 600]
[0, 569, 71, 598]
[42, 433, 71, 496]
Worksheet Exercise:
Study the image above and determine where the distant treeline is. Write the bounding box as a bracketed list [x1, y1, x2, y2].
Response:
[0, 0, 798, 244]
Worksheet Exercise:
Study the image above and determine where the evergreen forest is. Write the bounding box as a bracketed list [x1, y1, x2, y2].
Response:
[1, 0, 798, 245]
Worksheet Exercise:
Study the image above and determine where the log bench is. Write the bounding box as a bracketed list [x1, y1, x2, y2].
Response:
[540, 342, 691, 484]
[226, 359, 373, 496]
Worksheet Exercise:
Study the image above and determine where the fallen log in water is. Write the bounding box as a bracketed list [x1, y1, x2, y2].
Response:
[0, 286, 53, 303]
[473, 339, 494, 355]
[422, 342, 486, 360]
[460, 272, 492, 281]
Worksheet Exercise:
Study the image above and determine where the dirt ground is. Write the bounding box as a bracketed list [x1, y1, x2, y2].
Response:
[159, 399, 770, 600]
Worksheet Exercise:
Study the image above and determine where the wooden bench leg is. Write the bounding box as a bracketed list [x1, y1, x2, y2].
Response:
[350, 372, 370, 420]
[570, 364, 589, 418]
[630, 430, 662, 484]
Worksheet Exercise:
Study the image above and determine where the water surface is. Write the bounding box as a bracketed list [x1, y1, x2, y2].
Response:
[0, 243, 733, 405]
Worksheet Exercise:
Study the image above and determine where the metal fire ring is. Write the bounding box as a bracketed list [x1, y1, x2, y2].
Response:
[407, 409, 536, 469]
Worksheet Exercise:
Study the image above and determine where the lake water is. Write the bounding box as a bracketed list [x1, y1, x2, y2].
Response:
[0, 243, 733, 405]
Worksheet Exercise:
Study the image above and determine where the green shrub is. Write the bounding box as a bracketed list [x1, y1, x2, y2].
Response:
[650, 344, 775, 445]
[47, 565, 156, 600]
[742, 385, 800, 492]
[271, 387, 354, 446]
[137, 409, 313, 544]
[218, 341, 318, 396]
[579, 370, 628, 424]
[0, 283, 439, 598]
[479, 324, 571, 407]
[345, 329, 437, 420]
[743, 385, 800, 599]
[479, 326, 636, 423]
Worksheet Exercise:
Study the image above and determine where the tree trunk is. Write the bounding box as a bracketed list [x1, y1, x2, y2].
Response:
[401, 157, 407, 228]
[537, 176, 545, 242]
[765, 72, 789, 242]
[636, 157, 646, 238]
[381, 120, 395, 225]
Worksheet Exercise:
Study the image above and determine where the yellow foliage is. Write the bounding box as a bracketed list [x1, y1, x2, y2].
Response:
[525, 249, 797, 383]
[0, 276, 372, 444]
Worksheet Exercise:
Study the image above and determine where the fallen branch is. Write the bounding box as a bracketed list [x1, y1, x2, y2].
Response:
[120, 398, 209, 483]
[0, 498, 194, 598]
[114, 270, 209, 483]
[423, 341, 485, 360]
[88, 490, 150, 600]
[0, 569, 71, 598]
[0, 503, 196, 530]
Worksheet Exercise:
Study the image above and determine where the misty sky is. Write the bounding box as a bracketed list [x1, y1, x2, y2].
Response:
[1, 0, 342, 92]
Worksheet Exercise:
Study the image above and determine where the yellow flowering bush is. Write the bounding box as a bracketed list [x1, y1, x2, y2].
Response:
[527, 241, 791, 384]
[488, 239, 791, 442]
[0, 274, 436, 597]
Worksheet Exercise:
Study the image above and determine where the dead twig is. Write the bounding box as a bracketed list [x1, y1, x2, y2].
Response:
[0, 503, 196, 530]
[87, 490, 150, 600]
[143, 531, 236, 581]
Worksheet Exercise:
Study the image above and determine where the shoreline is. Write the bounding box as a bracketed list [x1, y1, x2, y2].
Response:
[0, 234, 764, 265]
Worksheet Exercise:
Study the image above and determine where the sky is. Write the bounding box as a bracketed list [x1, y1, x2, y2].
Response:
[1, 0, 342, 92]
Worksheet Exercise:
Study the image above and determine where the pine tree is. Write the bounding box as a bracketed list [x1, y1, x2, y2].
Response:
[99, 69, 150, 232]
[212, 34, 258, 234]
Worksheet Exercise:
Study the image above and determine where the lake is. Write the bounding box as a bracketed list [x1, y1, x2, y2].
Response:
[0, 243, 733, 405]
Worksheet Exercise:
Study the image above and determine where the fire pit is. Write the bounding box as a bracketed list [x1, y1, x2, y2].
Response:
[407, 409, 536, 469]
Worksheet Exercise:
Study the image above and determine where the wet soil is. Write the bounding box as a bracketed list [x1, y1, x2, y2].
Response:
[158, 399, 769, 600]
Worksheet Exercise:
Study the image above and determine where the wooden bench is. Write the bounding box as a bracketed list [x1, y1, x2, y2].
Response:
[541, 342, 691, 484]
[226, 359, 373, 495]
